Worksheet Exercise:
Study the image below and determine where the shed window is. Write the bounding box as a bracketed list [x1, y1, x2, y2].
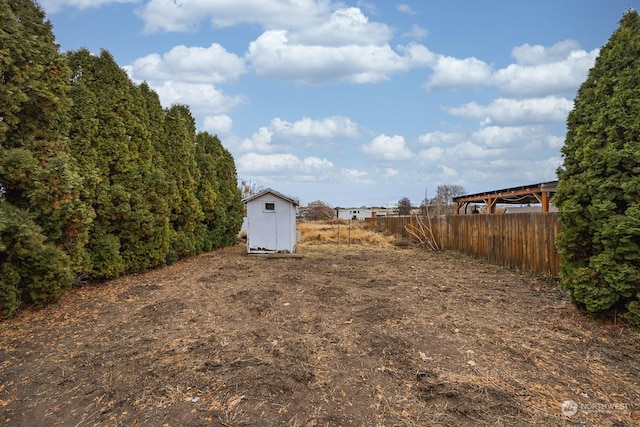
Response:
[264, 202, 275, 211]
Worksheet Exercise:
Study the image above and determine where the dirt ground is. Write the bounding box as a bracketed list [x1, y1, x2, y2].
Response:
[1, 240, 638, 427]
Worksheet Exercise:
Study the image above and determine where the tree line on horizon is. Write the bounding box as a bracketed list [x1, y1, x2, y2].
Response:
[0, 0, 244, 317]
[296, 184, 466, 221]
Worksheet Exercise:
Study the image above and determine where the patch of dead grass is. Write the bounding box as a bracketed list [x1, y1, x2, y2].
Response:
[297, 219, 395, 248]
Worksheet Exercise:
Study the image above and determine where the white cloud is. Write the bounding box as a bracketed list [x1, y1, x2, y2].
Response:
[403, 24, 428, 40]
[237, 127, 275, 153]
[120, 42, 249, 127]
[247, 30, 433, 84]
[473, 157, 559, 186]
[397, 4, 416, 15]
[237, 153, 335, 174]
[136, 0, 333, 34]
[234, 115, 360, 154]
[416, 131, 502, 167]
[202, 115, 233, 136]
[270, 116, 360, 139]
[446, 96, 573, 126]
[126, 43, 246, 84]
[456, 154, 559, 192]
[39, 0, 136, 13]
[548, 135, 565, 149]
[472, 125, 547, 149]
[417, 146, 444, 163]
[302, 156, 335, 170]
[237, 153, 293, 172]
[362, 134, 413, 161]
[418, 140, 502, 167]
[400, 43, 436, 64]
[439, 165, 459, 179]
[511, 39, 581, 66]
[123, 44, 247, 131]
[447, 141, 504, 160]
[151, 81, 245, 115]
[134, 4, 433, 85]
[492, 41, 598, 97]
[424, 55, 493, 91]
[420, 39, 596, 97]
[380, 168, 399, 178]
[290, 8, 392, 46]
[341, 168, 373, 184]
[416, 124, 561, 173]
[417, 130, 465, 146]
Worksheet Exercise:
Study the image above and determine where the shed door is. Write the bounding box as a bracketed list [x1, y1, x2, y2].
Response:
[251, 201, 277, 251]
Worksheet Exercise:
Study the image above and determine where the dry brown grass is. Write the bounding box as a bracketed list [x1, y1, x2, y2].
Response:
[297, 219, 395, 248]
[3, 222, 639, 426]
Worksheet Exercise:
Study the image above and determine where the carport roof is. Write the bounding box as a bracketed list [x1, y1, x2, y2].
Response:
[452, 181, 557, 214]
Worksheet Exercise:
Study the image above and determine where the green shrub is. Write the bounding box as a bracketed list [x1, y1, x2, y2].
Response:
[555, 10, 640, 326]
[0, 203, 73, 317]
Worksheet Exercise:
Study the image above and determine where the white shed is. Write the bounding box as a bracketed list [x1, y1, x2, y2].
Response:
[242, 188, 299, 254]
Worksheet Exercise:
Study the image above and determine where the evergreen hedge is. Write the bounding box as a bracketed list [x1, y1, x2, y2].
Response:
[0, 0, 244, 317]
[556, 10, 640, 327]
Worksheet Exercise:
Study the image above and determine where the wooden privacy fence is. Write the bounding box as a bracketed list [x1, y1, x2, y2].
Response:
[365, 213, 561, 276]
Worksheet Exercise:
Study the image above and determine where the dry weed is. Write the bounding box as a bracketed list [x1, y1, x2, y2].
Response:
[297, 220, 395, 248]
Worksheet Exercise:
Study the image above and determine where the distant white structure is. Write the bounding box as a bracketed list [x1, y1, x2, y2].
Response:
[243, 188, 299, 254]
[336, 208, 373, 221]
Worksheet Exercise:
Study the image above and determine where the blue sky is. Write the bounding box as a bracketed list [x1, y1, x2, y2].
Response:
[41, 0, 634, 207]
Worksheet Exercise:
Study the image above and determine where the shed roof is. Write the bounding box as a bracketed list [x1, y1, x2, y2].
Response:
[242, 188, 300, 206]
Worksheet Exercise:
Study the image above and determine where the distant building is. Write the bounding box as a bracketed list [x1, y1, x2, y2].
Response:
[336, 208, 373, 221]
[371, 207, 400, 217]
[242, 188, 299, 254]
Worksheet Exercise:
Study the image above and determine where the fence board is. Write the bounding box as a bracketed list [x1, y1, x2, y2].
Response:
[366, 213, 560, 276]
